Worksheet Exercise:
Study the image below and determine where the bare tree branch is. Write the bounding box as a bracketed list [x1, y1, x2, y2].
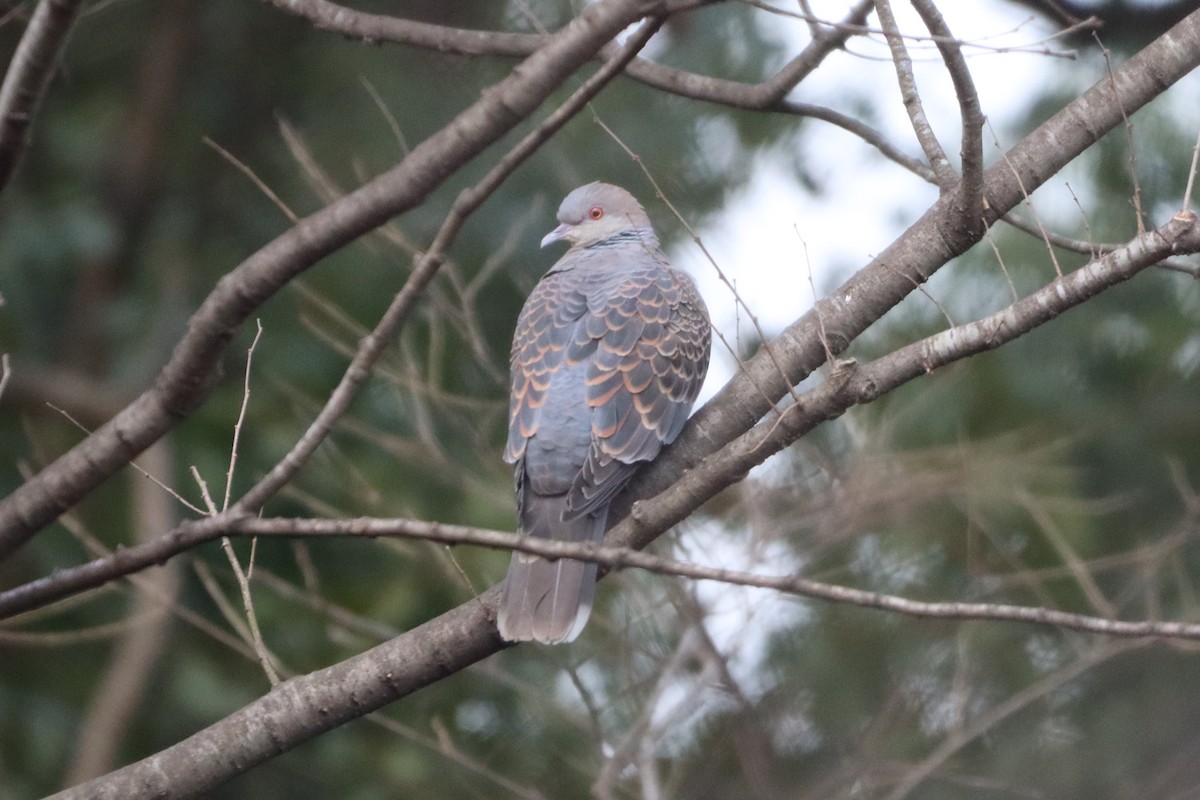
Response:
[1006, 0, 1194, 36]
[640, 0, 875, 108]
[911, 0, 985, 233]
[268, 0, 871, 109]
[11, 504, 1200, 641]
[179, 514, 1200, 640]
[0, 0, 82, 192]
[0, 353, 11, 405]
[263, 0, 545, 56]
[783, 100, 939, 181]
[1001, 211, 1200, 276]
[874, 0, 957, 187]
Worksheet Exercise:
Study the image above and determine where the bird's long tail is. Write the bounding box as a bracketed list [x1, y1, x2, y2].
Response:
[498, 493, 607, 644]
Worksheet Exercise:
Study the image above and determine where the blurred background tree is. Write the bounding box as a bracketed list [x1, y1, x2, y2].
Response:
[2, 1, 1200, 798]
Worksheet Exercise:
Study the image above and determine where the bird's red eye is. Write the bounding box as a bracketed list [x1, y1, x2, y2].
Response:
[588, 206, 604, 220]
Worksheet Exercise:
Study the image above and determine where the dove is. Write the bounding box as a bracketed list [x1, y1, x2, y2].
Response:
[499, 182, 711, 644]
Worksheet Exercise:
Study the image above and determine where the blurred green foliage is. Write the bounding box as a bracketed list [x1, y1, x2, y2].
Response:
[2, 1, 1200, 799]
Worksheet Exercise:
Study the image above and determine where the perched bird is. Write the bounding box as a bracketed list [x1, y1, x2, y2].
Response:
[499, 182, 711, 644]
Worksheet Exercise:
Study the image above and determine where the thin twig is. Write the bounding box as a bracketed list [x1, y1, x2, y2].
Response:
[369, 714, 548, 800]
[988, 118, 1067, 277]
[14, 509, 1200, 643]
[46, 403, 207, 516]
[1019, 490, 1118, 619]
[223, 320, 263, 512]
[1096, 31, 1146, 233]
[187, 516, 1200, 641]
[203, 138, 300, 224]
[218, 321, 280, 684]
[0, 613, 163, 646]
[982, 227, 1020, 303]
[192, 560, 253, 644]
[358, 76, 409, 156]
[746, 0, 1093, 56]
[1183, 121, 1200, 214]
[1002, 213, 1200, 277]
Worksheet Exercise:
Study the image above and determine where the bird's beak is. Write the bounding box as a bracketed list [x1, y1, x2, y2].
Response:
[540, 223, 571, 248]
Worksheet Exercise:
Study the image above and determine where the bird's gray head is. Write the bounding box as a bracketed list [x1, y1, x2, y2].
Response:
[541, 182, 657, 249]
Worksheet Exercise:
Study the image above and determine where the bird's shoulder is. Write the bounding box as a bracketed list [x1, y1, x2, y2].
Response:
[511, 238, 708, 362]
